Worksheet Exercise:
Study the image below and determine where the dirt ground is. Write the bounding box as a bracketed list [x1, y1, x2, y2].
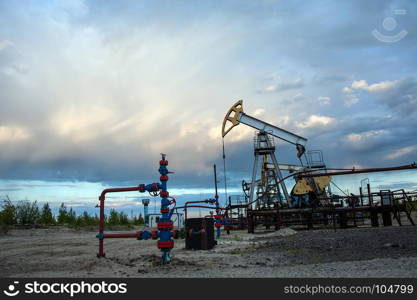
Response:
[1, 224, 417, 278]
[0, 226, 417, 277]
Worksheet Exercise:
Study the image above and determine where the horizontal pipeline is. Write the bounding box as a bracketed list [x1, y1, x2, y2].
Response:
[103, 233, 140, 239]
[301, 164, 417, 178]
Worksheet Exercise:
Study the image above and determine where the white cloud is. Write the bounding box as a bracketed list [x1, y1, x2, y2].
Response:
[342, 85, 359, 107]
[275, 115, 290, 127]
[351, 79, 398, 93]
[346, 130, 386, 143]
[296, 115, 335, 129]
[1, 1, 415, 185]
[262, 78, 304, 93]
[0, 40, 13, 51]
[293, 92, 304, 101]
[318, 96, 331, 105]
[51, 106, 117, 143]
[344, 95, 359, 107]
[385, 145, 417, 160]
[342, 87, 353, 94]
[264, 85, 277, 92]
[345, 130, 388, 151]
[0, 126, 30, 143]
[351, 80, 368, 90]
[253, 108, 265, 116]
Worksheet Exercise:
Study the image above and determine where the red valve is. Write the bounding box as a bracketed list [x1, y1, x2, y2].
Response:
[157, 240, 174, 249]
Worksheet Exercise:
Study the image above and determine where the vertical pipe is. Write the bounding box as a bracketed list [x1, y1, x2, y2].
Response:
[98, 194, 105, 257]
[213, 164, 221, 238]
[367, 183, 372, 206]
[143, 204, 149, 226]
[249, 154, 259, 208]
[158, 154, 174, 264]
[214, 164, 219, 200]
[222, 139, 228, 203]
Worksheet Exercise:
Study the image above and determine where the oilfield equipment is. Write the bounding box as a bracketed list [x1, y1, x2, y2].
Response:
[222, 100, 331, 210]
[96, 155, 227, 263]
[221, 100, 417, 232]
[96, 154, 182, 264]
[95, 100, 417, 263]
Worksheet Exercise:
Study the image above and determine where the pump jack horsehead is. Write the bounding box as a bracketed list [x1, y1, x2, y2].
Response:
[221, 100, 332, 208]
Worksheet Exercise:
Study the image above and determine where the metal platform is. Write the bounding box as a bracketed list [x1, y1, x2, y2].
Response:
[246, 189, 417, 233]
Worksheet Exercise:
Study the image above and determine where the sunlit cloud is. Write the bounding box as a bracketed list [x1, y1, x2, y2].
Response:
[0, 126, 30, 143]
[0, 0, 416, 203]
[385, 145, 417, 160]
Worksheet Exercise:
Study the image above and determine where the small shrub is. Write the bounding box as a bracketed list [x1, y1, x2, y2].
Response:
[1, 196, 16, 227]
[107, 209, 119, 226]
[15, 200, 40, 225]
[57, 203, 77, 225]
[40, 203, 55, 225]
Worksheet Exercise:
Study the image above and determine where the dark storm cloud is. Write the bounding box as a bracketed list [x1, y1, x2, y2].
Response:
[0, 0, 416, 190]
[374, 78, 417, 115]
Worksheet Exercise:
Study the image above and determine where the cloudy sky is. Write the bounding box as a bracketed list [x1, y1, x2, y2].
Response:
[1, 0, 416, 213]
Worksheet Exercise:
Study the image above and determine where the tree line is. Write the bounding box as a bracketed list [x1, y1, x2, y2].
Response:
[0, 196, 144, 231]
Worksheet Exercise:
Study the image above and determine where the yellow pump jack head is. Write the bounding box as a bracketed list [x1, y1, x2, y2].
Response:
[222, 100, 244, 137]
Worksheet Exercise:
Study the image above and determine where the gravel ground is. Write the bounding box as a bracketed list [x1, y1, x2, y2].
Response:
[0, 225, 416, 277]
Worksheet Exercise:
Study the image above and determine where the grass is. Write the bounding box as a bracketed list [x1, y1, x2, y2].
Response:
[287, 248, 305, 255]
[232, 234, 244, 241]
[310, 255, 323, 264]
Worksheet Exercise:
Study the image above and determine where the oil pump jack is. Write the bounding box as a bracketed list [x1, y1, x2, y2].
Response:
[222, 100, 331, 209]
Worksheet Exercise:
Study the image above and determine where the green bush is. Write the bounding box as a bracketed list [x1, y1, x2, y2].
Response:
[40, 203, 55, 225]
[1, 198, 143, 229]
[15, 200, 40, 225]
[1, 196, 17, 227]
[132, 214, 144, 225]
[119, 212, 129, 225]
[57, 203, 76, 225]
[75, 211, 99, 227]
[106, 209, 133, 226]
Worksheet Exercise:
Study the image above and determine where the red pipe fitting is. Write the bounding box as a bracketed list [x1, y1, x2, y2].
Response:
[160, 208, 169, 213]
[139, 184, 145, 192]
[157, 222, 173, 230]
[157, 240, 174, 249]
[160, 191, 169, 197]
[159, 160, 168, 166]
[137, 231, 143, 240]
[160, 175, 169, 181]
[151, 230, 158, 240]
[215, 223, 222, 228]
